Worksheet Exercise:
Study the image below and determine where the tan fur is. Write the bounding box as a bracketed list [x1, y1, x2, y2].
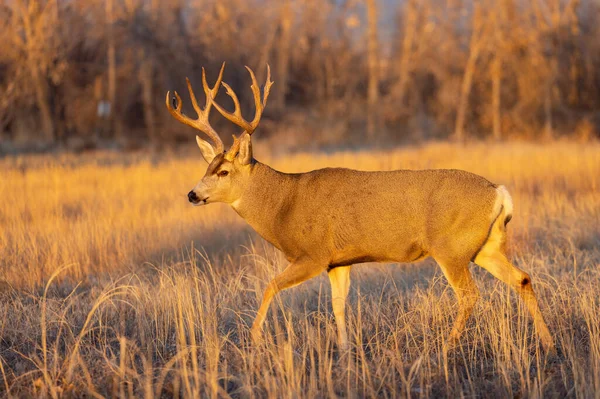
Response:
[169, 64, 555, 353]
[191, 158, 555, 353]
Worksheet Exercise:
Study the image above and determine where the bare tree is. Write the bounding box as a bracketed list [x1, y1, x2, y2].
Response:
[488, 1, 508, 141]
[453, 4, 487, 141]
[366, 0, 380, 138]
[0, 0, 599, 148]
[12, 0, 61, 142]
[106, 0, 117, 139]
[272, 0, 293, 113]
[393, 0, 418, 106]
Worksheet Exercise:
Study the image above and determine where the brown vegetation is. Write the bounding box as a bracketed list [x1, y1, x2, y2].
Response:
[0, 142, 598, 397]
[1, 0, 600, 151]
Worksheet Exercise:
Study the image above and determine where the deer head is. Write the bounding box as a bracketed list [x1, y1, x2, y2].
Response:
[166, 63, 273, 206]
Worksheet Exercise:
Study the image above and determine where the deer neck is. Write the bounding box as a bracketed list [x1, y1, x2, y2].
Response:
[230, 162, 292, 248]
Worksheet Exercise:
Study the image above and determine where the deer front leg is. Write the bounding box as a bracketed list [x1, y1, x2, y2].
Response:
[251, 259, 326, 343]
[327, 266, 351, 350]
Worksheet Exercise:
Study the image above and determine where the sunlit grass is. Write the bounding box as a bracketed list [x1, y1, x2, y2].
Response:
[0, 141, 598, 397]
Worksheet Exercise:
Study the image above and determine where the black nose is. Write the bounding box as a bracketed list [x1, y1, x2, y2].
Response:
[188, 190, 198, 202]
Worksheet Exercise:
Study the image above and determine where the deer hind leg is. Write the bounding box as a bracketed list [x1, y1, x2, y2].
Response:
[474, 247, 556, 353]
[251, 259, 325, 343]
[327, 266, 351, 350]
[435, 258, 480, 347]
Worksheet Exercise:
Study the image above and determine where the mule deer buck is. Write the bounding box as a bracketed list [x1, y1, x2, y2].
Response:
[166, 63, 556, 353]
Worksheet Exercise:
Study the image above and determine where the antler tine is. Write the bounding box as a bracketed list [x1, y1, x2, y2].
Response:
[165, 64, 226, 153]
[263, 64, 274, 107]
[186, 77, 203, 117]
[211, 64, 274, 136]
[246, 66, 262, 127]
[246, 65, 274, 127]
[202, 62, 226, 112]
[211, 82, 253, 133]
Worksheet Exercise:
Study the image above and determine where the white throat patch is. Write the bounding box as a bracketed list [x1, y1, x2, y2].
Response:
[230, 199, 242, 210]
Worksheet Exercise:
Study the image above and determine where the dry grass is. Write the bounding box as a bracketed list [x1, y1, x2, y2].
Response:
[0, 141, 599, 398]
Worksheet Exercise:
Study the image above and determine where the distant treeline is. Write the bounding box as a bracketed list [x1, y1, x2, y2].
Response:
[0, 0, 598, 151]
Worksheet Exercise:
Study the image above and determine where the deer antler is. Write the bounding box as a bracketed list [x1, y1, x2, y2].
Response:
[166, 62, 226, 153]
[211, 65, 274, 157]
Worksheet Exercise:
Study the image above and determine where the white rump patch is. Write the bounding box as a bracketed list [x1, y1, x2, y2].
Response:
[492, 185, 513, 221]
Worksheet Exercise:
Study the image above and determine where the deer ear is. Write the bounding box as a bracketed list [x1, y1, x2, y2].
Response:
[196, 136, 217, 163]
[238, 133, 253, 165]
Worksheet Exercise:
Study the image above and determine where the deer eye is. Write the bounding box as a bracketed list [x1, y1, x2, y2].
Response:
[217, 170, 229, 177]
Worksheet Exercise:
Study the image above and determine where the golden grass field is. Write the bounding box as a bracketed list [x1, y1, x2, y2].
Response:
[0, 141, 599, 398]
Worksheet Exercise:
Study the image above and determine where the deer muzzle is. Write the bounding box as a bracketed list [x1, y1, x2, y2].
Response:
[188, 190, 208, 205]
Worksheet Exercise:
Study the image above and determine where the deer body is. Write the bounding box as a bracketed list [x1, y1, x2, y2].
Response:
[167, 63, 556, 353]
[233, 164, 497, 267]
